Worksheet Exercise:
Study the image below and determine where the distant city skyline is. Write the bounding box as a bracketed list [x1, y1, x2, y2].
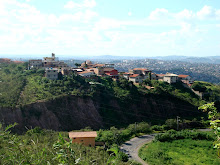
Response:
[0, 0, 220, 57]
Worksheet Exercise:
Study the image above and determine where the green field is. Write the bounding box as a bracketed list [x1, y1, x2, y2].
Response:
[139, 138, 220, 165]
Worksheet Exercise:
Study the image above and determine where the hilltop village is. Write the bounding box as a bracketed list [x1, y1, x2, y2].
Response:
[29, 54, 194, 86]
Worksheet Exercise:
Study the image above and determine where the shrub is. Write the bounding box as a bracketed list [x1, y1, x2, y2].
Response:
[151, 125, 164, 131]
[155, 130, 214, 142]
[165, 119, 177, 130]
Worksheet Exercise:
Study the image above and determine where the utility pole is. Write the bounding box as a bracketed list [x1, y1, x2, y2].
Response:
[177, 116, 180, 130]
[135, 122, 137, 133]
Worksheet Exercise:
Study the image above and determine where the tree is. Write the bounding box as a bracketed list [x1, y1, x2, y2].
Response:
[192, 82, 206, 92]
[199, 102, 220, 157]
[58, 72, 63, 80]
[74, 63, 81, 67]
[3, 68, 10, 74]
[148, 72, 151, 80]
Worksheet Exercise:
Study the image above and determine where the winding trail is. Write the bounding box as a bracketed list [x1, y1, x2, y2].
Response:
[120, 134, 155, 165]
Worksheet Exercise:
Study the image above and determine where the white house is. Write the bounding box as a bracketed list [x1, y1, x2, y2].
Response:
[45, 68, 58, 80]
[123, 72, 132, 79]
[78, 70, 95, 77]
[129, 74, 142, 83]
[163, 73, 178, 84]
[29, 59, 42, 69]
[129, 68, 151, 77]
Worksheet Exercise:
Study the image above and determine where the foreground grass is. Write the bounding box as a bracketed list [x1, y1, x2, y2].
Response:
[139, 139, 220, 165]
[0, 126, 130, 165]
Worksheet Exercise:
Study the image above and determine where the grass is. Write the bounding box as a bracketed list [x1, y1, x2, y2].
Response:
[0, 125, 130, 165]
[139, 139, 220, 165]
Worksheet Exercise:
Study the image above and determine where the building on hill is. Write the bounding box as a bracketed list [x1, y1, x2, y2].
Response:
[104, 69, 119, 79]
[29, 59, 42, 69]
[122, 68, 151, 83]
[92, 67, 105, 76]
[130, 68, 151, 76]
[0, 58, 12, 63]
[122, 72, 132, 79]
[60, 68, 77, 76]
[78, 70, 95, 77]
[129, 74, 142, 83]
[86, 60, 92, 65]
[178, 75, 194, 84]
[163, 73, 178, 84]
[151, 73, 157, 80]
[43, 53, 68, 68]
[156, 74, 165, 81]
[13, 60, 24, 64]
[69, 131, 97, 147]
[45, 68, 58, 80]
[79, 61, 118, 78]
[29, 53, 68, 69]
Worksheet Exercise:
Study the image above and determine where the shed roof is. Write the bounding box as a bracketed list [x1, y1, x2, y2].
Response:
[164, 73, 178, 77]
[133, 68, 148, 71]
[156, 74, 165, 77]
[178, 75, 189, 78]
[69, 131, 97, 138]
[129, 74, 139, 78]
[79, 71, 94, 74]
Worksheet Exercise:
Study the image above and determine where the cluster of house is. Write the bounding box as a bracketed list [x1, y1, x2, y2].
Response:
[28, 54, 193, 86]
[28, 53, 69, 80]
[153, 73, 193, 85]
[122, 68, 193, 85]
[28, 54, 119, 80]
[74, 60, 119, 79]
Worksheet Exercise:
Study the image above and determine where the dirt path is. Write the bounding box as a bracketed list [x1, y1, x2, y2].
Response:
[120, 134, 155, 165]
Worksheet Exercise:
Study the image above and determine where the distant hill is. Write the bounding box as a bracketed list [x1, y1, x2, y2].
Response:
[2, 55, 220, 64]
[148, 55, 220, 64]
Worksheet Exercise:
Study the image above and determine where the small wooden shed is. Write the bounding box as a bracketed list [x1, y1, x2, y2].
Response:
[68, 131, 97, 147]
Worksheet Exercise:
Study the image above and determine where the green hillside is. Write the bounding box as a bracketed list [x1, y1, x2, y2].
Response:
[1, 62, 219, 108]
[0, 62, 220, 131]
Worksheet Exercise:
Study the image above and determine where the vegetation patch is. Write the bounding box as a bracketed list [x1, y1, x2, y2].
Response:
[139, 139, 220, 165]
[139, 130, 220, 165]
[0, 124, 130, 165]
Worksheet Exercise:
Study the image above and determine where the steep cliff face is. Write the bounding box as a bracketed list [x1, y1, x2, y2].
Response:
[0, 95, 202, 133]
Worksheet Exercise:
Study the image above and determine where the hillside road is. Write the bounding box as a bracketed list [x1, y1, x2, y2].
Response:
[120, 134, 155, 165]
[120, 129, 211, 165]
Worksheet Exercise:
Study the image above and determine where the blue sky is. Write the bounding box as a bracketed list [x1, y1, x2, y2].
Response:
[0, 0, 220, 57]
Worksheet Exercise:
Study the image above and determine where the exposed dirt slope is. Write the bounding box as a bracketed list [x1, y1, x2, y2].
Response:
[0, 95, 202, 133]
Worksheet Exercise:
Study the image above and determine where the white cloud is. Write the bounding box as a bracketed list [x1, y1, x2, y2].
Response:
[197, 5, 215, 19]
[149, 5, 220, 22]
[64, 0, 96, 9]
[93, 18, 122, 31]
[128, 12, 132, 16]
[149, 8, 169, 20]
[216, 10, 220, 19]
[0, 1, 219, 56]
[175, 9, 193, 20]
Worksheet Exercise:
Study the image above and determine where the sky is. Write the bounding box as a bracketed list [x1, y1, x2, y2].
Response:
[0, 0, 220, 58]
